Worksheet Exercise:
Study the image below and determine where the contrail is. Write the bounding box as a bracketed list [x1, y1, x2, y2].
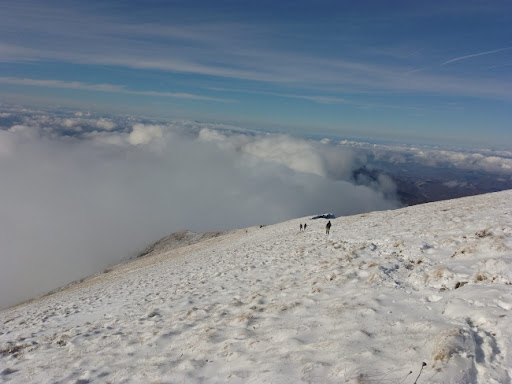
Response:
[442, 46, 512, 66]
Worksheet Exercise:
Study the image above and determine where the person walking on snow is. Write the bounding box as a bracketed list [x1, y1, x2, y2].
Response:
[300, 223, 303, 231]
[326, 220, 331, 234]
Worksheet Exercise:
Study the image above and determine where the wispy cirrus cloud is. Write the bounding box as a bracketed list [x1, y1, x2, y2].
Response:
[0, 42, 42, 61]
[209, 86, 350, 105]
[0, 77, 234, 102]
[0, 2, 510, 101]
[2, 48, 512, 104]
[442, 47, 512, 66]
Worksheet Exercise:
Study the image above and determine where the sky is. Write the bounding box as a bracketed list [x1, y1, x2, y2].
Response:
[0, 0, 511, 147]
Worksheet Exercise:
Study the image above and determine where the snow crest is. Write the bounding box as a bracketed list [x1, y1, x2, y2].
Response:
[1, 191, 512, 383]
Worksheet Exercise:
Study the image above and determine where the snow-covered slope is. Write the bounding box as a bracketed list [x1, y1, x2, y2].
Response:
[1, 191, 511, 384]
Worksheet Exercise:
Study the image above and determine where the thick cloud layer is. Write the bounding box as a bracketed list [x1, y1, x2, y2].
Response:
[0, 112, 399, 310]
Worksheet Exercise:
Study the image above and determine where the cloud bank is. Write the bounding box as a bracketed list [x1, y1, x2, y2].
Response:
[0, 109, 399, 310]
[338, 140, 512, 175]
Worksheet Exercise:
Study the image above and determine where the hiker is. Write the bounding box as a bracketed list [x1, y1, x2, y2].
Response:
[326, 220, 331, 234]
[300, 223, 303, 231]
[304, 223, 307, 230]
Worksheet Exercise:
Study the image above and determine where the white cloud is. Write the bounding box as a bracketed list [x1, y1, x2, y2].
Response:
[0, 114, 400, 309]
[443, 180, 468, 188]
[0, 130, 14, 157]
[338, 140, 512, 174]
[198, 129, 366, 181]
[62, 118, 79, 128]
[7, 124, 40, 138]
[414, 150, 512, 173]
[95, 118, 115, 131]
[241, 134, 326, 177]
[198, 127, 247, 151]
[83, 130, 128, 147]
[479, 155, 512, 171]
[61, 118, 83, 132]
[128, 123, 163, 145]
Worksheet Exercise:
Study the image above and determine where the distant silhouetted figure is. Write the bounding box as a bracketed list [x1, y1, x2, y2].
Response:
[300, 223, 303, 231]
[326, 220, 331, 234]
[304, 223, 307, 230]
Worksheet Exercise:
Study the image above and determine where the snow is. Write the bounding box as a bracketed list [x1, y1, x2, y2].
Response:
[1, 190, 512, 384]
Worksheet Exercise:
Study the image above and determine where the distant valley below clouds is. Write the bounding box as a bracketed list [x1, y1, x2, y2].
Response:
[354, 159, 512, 207]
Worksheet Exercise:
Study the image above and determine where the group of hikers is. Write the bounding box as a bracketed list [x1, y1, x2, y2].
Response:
[300, 220, 332, 234]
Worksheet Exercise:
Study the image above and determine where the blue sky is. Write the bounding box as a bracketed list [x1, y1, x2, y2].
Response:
[1, 0, 511, 147]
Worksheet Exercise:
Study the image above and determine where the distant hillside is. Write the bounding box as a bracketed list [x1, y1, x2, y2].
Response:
[137, 230, 226, 258]
[353, 165, 512, 206]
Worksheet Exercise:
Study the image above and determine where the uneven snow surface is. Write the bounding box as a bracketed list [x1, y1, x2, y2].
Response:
[1, 190, 512, 383]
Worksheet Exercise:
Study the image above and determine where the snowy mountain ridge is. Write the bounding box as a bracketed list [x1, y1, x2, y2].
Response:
[1, 190, 512, 383]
